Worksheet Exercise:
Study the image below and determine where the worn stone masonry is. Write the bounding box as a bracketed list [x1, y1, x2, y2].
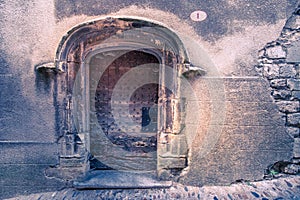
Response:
[2, 1, 300, 198]
[42, 17, 199, 183]
[257, 5, 300, 172]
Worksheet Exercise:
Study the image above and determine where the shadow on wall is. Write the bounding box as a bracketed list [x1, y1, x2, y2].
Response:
[35, 63, 56, 95]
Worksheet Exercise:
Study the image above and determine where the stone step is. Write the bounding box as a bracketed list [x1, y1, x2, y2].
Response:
[73, 170, 172, 189]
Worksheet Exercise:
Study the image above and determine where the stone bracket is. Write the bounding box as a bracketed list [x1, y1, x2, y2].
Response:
[182, 63, 206, 78]
[35, 62, 65, 73]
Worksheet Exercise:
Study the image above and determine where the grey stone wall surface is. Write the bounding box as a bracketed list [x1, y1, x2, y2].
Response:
[182, 77, 293, 186]
[0, 2, 64, 198]
[0, 0, 299, 198]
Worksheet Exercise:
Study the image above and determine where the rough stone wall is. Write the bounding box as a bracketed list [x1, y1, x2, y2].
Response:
[0, 0, 298, 198]
[258, 5, 300, 163]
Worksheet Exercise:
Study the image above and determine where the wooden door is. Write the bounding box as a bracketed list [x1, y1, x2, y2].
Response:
[89, 50, 159, 171]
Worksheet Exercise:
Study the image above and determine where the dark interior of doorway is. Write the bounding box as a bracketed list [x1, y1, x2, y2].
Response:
[90, 50, 160, 170]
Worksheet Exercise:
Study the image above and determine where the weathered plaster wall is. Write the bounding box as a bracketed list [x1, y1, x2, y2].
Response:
[0, 1, 63, 198]
[0, 0, 298, 198]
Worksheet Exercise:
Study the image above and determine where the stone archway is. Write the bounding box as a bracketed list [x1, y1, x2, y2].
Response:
[53, 17, 201, 183]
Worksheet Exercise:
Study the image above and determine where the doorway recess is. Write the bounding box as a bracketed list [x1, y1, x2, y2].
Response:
[53, 17, 200, 187]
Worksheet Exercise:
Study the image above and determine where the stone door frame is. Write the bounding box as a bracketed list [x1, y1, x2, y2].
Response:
[54, 17, 193, 179]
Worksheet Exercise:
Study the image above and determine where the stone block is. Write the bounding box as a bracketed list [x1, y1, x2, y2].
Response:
[279, 64, 296, 78]
[284, 164, 300, 174]
[292, 91, 300, 99]
[45, 165, 87, 180]
[170, 134, 188, 156]
[224, 78, 273, 102]
[287, 40, 300, 63]
[271, 89, 291, 99]
[0, 109, 56, 142]
[276, 101, 300, 113]
[0, 186, 59, 200]
[270, 79, 286, 89]
[286, 127, 300, 138]
[263, 64, 279, 79]
[225, 101, 286, 126]
[296, 64, 300, 78]
[285, 14, 300, 30]
[189, 78, 225, 102]
[293, 138, 300, 158]
[191, 78, 273, 102]
[287, 113, 300, 127]
[73, 170, 172, 189]
[59, 156, 86, 167]
[215, 125, 293, 151]
[292, 158, 300, 164]
[0, 143, 58, 164]
[0, 164, 64, 187]
[265, 45, 286, 59]
[287, 78, 300, 90]
[158, 157, 186, 169]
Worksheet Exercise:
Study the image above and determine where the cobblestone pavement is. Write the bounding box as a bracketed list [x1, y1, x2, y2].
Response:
[6, 175, 300, 200]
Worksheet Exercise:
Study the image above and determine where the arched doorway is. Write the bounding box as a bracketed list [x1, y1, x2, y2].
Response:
[54, 17, 198, 184]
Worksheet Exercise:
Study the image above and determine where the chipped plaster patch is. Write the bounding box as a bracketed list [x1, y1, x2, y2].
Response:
[206, 20, 286, 76]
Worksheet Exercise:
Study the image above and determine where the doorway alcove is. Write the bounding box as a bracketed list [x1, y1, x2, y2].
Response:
[90, 50, 160, 171]
[53, 17, 199, 186]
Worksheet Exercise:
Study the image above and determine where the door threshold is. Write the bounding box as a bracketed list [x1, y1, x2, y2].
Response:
[73, 170, 172, 189]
